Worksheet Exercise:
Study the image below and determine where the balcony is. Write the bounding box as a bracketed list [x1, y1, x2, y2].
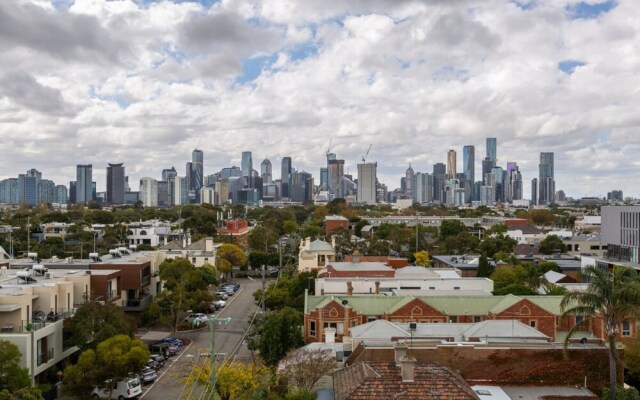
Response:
[0, 308, 75, 334]
[141, 275, 151, 286]
[124, 294, 153, 311]
[37, 348, 55, 366]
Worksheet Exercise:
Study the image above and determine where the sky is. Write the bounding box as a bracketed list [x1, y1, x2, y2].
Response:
[0, 0, 639, 199]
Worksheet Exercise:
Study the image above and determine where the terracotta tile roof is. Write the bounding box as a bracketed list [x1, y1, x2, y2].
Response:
[334, 362, 480, 400]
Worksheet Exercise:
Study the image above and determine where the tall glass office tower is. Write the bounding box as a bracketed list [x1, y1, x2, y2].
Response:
[463, 145, 475, 183]
[241, 151, 252, 187]
[486, 137, 497, 166]
[192, 148, 204, 197]
[538, 152, 555, 204]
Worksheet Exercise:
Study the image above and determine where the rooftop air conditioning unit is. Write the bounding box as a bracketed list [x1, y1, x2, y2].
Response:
[109, 249, 120, 258]
[129, 245, 138, 252]
[45, 272, 52, 279]
[89, 253, 100, 262]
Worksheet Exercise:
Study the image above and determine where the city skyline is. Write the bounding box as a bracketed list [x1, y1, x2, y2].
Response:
[0, 1, 638, 198]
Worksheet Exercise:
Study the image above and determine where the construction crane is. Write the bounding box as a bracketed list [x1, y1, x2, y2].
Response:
[325, 138, 332, 157]
[362, 144, 372, 163]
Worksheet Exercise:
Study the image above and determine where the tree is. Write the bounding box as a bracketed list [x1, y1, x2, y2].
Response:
[561, 266, 640, 400]
[493, 284, 538, 296]
[539, 235, 567, 255]
[476, 253, 494, 277]
[439, 220, 467, 242]
[281, 348, 336, 391]
[183, 360, 271, 400]
[283, 220, 299, 235]
[258, 307, 304, 366]
[413, 250, 430, 267]
[0, 388, 44, 400]
[63, 303, 135, 350]
[217, 243, 247, 269]
[0, 341, 31, 392]
[64, 335, 150, 400]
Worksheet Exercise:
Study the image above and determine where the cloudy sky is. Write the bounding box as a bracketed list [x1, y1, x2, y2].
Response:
[0, 0, 638, 198]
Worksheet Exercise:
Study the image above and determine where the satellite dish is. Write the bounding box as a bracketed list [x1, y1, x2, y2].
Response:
[341, 300, 348, 305]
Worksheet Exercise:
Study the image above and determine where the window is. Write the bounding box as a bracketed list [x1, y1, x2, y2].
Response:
[576, 316, 584, 325]
[192, 258, 196, 263]
[530, 320, 537, 329]
[623, 321, 631, 337]
[429, 287, 436, 290]
[309, 321, 316, 337]
[453, 286, 460, 290]
[450, 316, 458, 323]
[367, 317, 377, 322]
[474, 316, 482, 323]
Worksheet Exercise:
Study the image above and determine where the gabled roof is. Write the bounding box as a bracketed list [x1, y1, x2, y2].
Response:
[305, 294, 566, 316]
[544, 270, 567, 284]
[334, 362, 480, 400]
[349, 319, 410, 339]
[309, 239, 334, 252]
[186, 238, 207, 251]
[462, 320, 549, 340]
[157, 240, 183, 250]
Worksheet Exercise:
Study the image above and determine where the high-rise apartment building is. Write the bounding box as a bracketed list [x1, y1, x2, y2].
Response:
[328, 159, 344, 198]
[191, 149, 204, 198]
[172, 176, 189, 205]
[106, 163, 125, 205]
[404, 165, 414, 200]
[17, 173, 38, 206]
[357, 162, 377, 205]
[432, 163, 446, 203]
[463, 145, 475, 184]
[76, 164, 93, 203]
[538, 152, 555, 205]
[447, 150, 457, 180]
[486, 137, 497, 166]
[261, 158, 272, 183]
[139, 177, 158, 207]
[0, 179, 18, 204]
[241, 151, 253, 188]
[157, 181, 170, 207]
[162, 167, 177, 182]
[281, 157, 292, 199]
[54, 185, 67, 204]
[531, 178, 538, 206]
[414, 172, 433, 204]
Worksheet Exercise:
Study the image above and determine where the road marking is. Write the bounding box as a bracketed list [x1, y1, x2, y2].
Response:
[214, 288, 243, 318]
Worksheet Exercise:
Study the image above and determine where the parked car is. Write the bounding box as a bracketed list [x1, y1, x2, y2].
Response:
[150, 354, 165, 368]
[91, 377, 142, 399]
[162, 337, 183, 348]
[147, 358, 160, 371]
[212, 300, 226, 310]
[221, 283, 240, 292]
[184, 313, 208, 327]
[214, 289, 229, 299]
[140, 367, 157, 385]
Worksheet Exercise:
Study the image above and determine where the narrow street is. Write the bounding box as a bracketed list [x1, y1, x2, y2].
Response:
[140, 278, 264, 400]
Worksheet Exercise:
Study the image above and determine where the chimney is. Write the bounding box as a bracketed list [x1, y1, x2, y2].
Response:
[205, 237, 213, 252]
[400, 356, 417, 382]
[325, 327, 336, 343]
[331, 235, 336, 250]
[347, 281, 353, 296]
[352, 250, 361, 263]
[394, 343, 408, 366]
[375, 281, 380, 294]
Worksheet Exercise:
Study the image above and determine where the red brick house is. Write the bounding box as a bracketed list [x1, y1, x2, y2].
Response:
[303, 293, 637, 344]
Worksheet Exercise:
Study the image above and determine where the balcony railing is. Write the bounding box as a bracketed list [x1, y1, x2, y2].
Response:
[141, 275, 151, 286]
[0, 308, 76, 334]
[37, 348, 54, 366]
[106, 290, 119, 300]
[124, 294, 153, 311]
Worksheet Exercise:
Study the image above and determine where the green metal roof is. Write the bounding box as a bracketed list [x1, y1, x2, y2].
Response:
[304, 294, 566, 316]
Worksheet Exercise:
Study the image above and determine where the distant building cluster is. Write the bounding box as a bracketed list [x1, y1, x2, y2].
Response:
[0, 139, 628, 207]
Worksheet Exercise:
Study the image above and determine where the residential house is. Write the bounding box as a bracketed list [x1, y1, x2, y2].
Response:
[325, 215, 349, 236]
[159, 237, 221, 268]
[217, 220, 251, 250]
[298, 237, 336, 273]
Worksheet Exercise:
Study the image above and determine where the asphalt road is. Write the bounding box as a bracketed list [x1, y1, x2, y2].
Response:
[140, 278, 264, 400]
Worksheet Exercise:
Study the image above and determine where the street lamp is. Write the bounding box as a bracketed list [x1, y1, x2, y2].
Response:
[209, 316, 231, 400]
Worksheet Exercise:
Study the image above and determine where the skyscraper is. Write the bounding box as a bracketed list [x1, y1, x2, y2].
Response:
[241, 151, 253, 187]
[162, 167, 177, 182]
[432, 163, 446, 203]
[139, 177, 158, 207]
[281, 157, 292, 199]
[447, 150, 457, 180]
[17, 173, 38, 206]
[463, 145, 475, 184]
[405, 164, 414, 200]
[486, 137, 497, 166]
[357, 162, 377, 205]
[76, 164, 93, 203]
[531, 178, 538, 206]
[328, 159, 344, 198]
[538, 152, 555, 205]
[191, 149, 204, 198]
[106, 163, 125, 205]
[261, 158, 272, 183]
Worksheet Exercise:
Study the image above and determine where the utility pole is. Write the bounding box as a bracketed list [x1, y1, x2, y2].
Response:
[279, 238, 283, 271]
[261, 265, 266, 312]
[27, 217, 30, 256]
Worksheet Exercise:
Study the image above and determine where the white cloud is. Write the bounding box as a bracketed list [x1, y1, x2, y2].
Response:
[0, 0, 638, 199]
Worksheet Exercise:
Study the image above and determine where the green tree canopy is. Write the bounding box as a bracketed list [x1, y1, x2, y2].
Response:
[439, 219, 467, 241]
[476, 253, 494, 278]
[561, 266, 640, 400]
[258, 307, 304, 366]
[539, 235, 567, 255]
[0, 340, 31, 393]
[63, 303, 135, 350]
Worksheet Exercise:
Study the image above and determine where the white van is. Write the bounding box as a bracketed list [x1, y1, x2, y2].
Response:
[91, 377, 142, 399]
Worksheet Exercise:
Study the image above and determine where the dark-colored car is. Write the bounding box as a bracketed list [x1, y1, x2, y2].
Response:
[150, 354, 165, 368]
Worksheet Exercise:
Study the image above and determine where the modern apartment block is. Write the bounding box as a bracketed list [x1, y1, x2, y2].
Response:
[0, 265, 87, 384]
[601, 205, 640, 266]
